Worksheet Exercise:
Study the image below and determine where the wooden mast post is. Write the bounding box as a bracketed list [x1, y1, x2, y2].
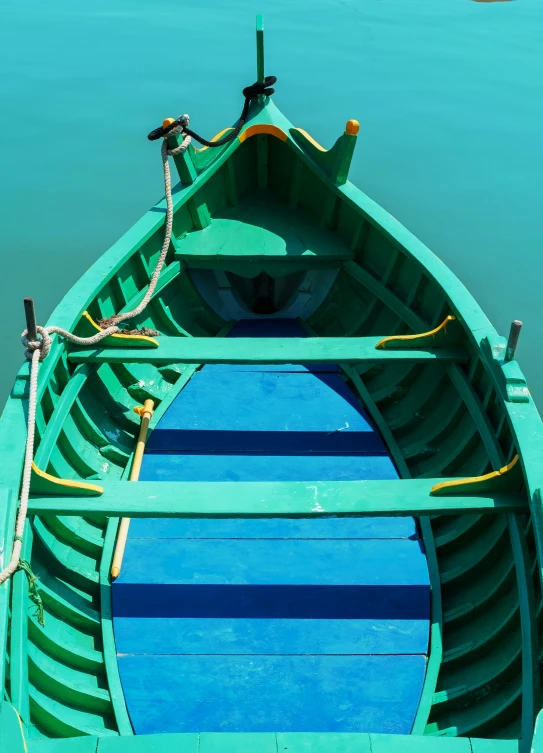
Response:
[256, 14, 265, 104]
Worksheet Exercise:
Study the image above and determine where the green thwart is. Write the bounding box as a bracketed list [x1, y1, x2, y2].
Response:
[2, 15, 543, 753]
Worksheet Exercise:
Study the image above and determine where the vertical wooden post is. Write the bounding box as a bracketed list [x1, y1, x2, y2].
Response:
[505, 320, 522, 362]
[256, 14, 265, 103]
[24, 298, 37, 341]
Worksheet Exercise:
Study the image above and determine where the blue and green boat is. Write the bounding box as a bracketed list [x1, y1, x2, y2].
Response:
[2, 16, 543, 753]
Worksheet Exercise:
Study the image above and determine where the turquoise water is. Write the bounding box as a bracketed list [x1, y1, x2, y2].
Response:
[1, 0, 542, 405]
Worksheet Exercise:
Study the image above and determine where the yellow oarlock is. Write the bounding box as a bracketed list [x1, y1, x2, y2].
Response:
[376, 316, 458, 350]
[431, 455, 522, 496]
[80, 311, 159, 348]
[30, 463, 103, 497]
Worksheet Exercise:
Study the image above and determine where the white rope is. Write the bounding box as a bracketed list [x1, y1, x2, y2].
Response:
[0, 121, 191, 586]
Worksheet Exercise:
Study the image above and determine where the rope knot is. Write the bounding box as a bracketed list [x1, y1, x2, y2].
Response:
[242, 76, 277, 100]
[21, 326, 51, 361]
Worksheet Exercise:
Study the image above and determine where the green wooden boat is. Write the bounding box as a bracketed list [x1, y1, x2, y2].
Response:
[2, 16, 543, 753]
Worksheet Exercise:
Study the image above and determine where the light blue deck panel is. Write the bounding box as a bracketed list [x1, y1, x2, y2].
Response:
[114, 616, 429, 656]
[117, 655, 427, 734]
[113, 319, 429, 735]
[128, 515, 417, 539]
[146, 371, 385, 453]
[116, 538, 429, 587]
[138, 452, 398, 482]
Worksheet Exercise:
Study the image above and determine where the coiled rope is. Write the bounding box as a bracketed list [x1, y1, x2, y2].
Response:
[0, 74, 276, 594]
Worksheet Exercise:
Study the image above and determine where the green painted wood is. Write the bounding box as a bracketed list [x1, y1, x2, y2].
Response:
[257, 135, 268, 190]
[0, 701, 28, 753]
[28, 683, 117, 738]
[507, 514, 540, 746]
[33, 366, 93, 470]
[412, 516, 443, 735]
[30, 737, 99, 752]
[167, 132, 197, 186]
[98, 733, 199, 752]
[447, 365, 504, 470]
[26, 732, 522, 753]
[370, 734, 471, 751]
[470, 741, 520, 752]
[480, 335, 531, 405]
[27, 479, 526, 519]
[115, 261, 185, 320]
[256, 14, 265, 85]
[99, 521, 133, 736]
[289, 129, 358, 186]
[342, 260, 427, 332]
[171, 196, 353, 265]
[67, 337, 469, 365]
[9, 522, 33, 724]
[200, 733, 276, 753]
[274, 733, 371, 753]
[27, 643, 111, 714]
[341, 364, 411, 478]
[342, 361, 444, 735]
[0, 486, 17, 696]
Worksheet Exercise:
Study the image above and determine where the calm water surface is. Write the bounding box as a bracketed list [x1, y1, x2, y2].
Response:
[1, 0, 542, 404]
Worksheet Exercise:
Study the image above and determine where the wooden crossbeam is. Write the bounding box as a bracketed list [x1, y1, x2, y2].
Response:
[28, 479, 526, 519]
[67, 337, 469, 365]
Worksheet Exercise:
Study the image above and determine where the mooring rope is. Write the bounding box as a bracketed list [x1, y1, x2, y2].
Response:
[1, 73, 277, 592]
[0, 127, 192, 589]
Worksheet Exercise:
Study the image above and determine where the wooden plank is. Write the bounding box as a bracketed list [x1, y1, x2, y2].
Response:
[113, 613, 429, 656]
[508, 514, 540, 743]
[28, 479, 527, 519]
[68, 337, 469, 365]
[116, 655, 426, 735]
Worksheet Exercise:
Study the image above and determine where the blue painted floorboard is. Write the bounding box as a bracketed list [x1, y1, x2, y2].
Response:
[114, 616, 429, 656]
[138, 452, 397, 481]
[117, 655, 427, 734]
[113, 319, 430, 735]
[116, 538, 429, 588]
[128, 515, 417, 539]
[146, 372, 385, 453]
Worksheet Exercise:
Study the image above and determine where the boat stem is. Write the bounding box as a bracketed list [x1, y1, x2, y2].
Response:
[110, 399, 155, 580]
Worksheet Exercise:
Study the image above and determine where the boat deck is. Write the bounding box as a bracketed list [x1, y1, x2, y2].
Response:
[112, 319, 430, 734]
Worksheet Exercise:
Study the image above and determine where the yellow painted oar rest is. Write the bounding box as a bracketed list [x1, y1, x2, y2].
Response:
[431, 455, 522, 496]
[376, 316, 461, 350]
[30, 463, 103, 497]
[77, 311, 159, 348]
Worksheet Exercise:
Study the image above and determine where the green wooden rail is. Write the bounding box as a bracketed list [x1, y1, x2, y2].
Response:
[27, 479, 526, 519]
[67, 337, 469, 365]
